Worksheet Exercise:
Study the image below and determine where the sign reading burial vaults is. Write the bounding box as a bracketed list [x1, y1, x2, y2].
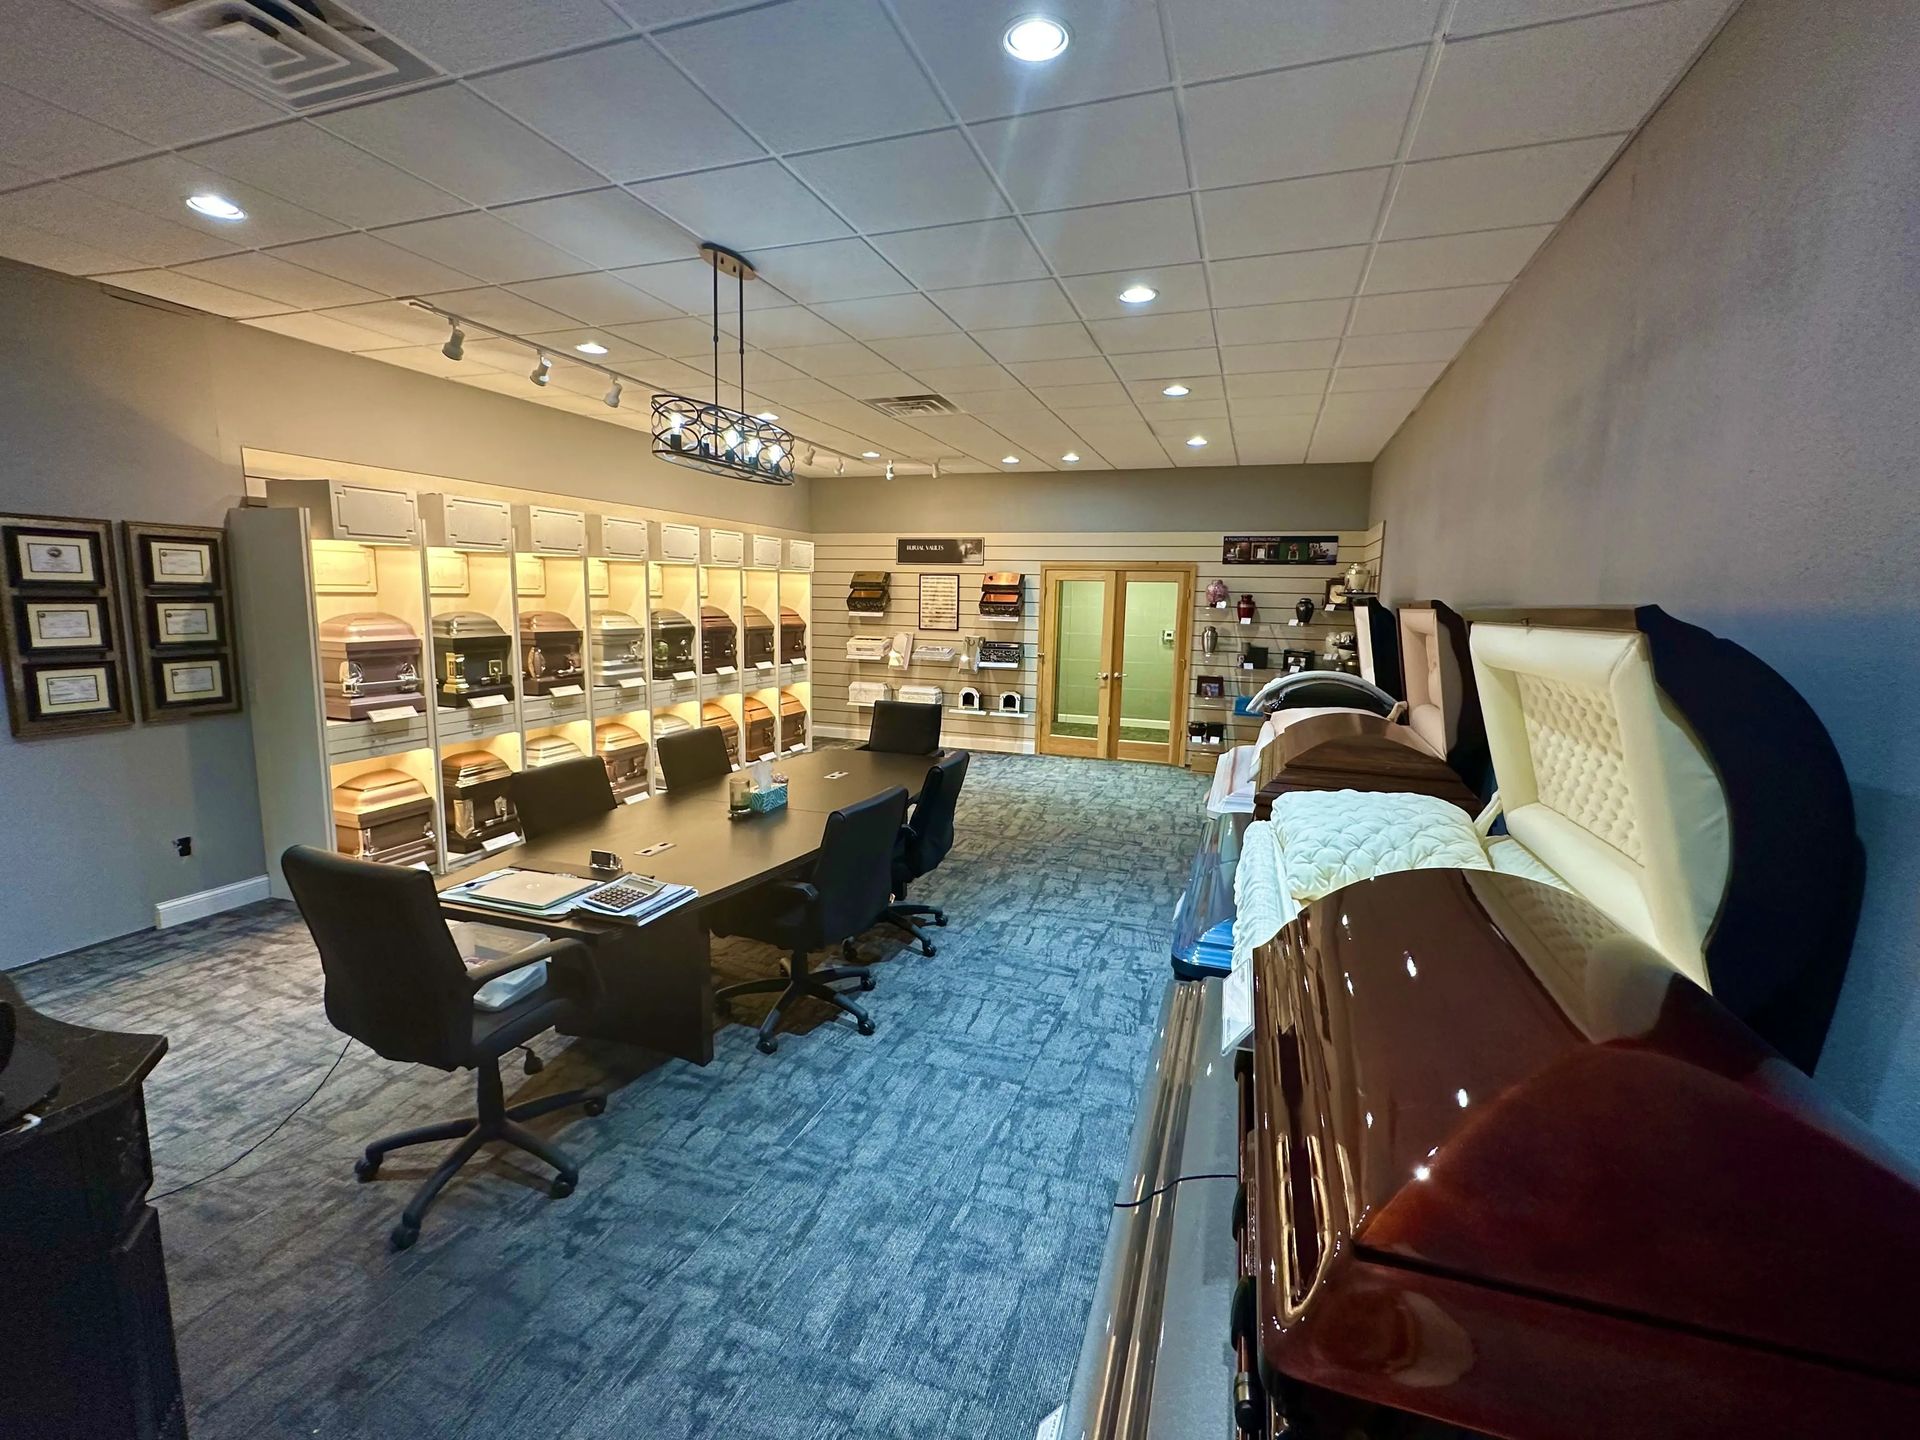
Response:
[896, 537, 984, 566]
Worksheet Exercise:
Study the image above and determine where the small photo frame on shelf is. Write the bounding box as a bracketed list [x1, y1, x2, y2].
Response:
[30, 662, 117, 718]
[151, 599, 219, 646]
[12, 529, 99, 585]
[158, 657, 227, 706]
[1324, 578, 1350, 608]
[145, 536, 216, 586]
[21, 599, 105, 650]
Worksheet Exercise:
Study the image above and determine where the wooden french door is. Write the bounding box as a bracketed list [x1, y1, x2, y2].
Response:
[1037, 564, 1193, 764]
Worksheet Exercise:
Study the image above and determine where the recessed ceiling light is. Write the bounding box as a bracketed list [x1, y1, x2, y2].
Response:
[1002, 455, 1021, 464]
[1186, 435, 1208, 448]
[862, 450, 881, 459]
[574, 340, 608, 355]
[756, 411, 779, 421]
[1162, 383, 1190, 397]
[1003, 15, 1070, 63]
[185, 193, 245, 221]
[1118, 284, 1157, 305]
[1061, 452, 1081, 463]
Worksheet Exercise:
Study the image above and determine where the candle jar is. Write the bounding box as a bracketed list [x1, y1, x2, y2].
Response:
[728, 773, 750, 816]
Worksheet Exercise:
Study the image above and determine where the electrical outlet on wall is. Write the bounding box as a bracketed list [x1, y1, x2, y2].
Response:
[174, 836, 192, 858]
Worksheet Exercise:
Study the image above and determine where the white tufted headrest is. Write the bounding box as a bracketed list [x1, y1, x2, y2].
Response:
[1470, 623, 1730, 992]
[1398, 606, 1459, 761]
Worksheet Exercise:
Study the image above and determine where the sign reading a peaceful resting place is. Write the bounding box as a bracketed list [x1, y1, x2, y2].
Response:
[896, 537, 984, 566]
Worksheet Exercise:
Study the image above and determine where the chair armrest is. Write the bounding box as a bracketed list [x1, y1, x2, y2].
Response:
[466, 935, 592, 988]
[764, 880, 819, 908]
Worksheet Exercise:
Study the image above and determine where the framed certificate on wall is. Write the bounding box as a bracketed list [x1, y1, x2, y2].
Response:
[0, 512, 133, 738]
[121, 520, 242, 722]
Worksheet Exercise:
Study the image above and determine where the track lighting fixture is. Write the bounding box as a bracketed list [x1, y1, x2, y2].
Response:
[441, 323, 465, 362]
[932, 459, 942, 479]
[837, 457, 846, 476]
[530, 355, 551, 387]
[806, 446, 818, 468]
[885, 460, 896, 481]
[603, 380, 622, 408]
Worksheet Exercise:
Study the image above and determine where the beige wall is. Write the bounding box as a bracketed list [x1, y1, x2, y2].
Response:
[0, 260, 806, 966]
[1368, 0, 1920, 1156]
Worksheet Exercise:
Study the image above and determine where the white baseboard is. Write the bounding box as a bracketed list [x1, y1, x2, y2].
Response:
[154, 874, 272, 929]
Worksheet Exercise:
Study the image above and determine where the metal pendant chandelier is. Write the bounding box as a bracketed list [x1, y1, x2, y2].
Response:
[652, 243, 795, 486]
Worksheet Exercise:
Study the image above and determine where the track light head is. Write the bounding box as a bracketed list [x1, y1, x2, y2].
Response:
[530, 355, 550, 387]
[603, 379, 622, 408]
[885, 459, 895, 482]
[441, 323, 465, 362]
[806, 446, 818, 468]
[836, 457, 846, 476]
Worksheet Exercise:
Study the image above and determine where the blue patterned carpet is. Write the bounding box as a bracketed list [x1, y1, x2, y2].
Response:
[20, 752, 1206, 1440]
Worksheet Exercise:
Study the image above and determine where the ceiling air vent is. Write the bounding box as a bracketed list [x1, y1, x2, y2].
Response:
[867, 394, 959, 418]
[82, 0, 436, 108]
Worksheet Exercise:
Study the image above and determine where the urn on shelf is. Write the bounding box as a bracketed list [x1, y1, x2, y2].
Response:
[1344, 561, 1373, 596]
[1294, 597, 1316, 626]
[1202, 624, 1219, 654]
[1236, 594, 1257, 622]
[1206, 578, 1229, 607]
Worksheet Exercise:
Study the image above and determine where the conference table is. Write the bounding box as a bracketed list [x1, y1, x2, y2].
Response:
[436, 747, 939, 1065]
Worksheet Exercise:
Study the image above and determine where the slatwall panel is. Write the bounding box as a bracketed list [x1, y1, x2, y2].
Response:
[812, 525, 1386, 759]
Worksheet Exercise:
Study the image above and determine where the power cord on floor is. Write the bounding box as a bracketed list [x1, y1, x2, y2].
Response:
[1110, 1172, 1236, 1210]
[150, 1036, 355, 1202]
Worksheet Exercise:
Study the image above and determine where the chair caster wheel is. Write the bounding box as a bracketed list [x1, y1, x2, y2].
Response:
[842, 939, 858, 960]
[549, 1174, 576, 1200]
[920, 942, 937, 958]
[389, 1222, 418, 1251]
[856, 1018, 876, 1036]
[354, 1157, 380, 1182]
[757, 1035, 779, 1055]
[583, 1097, 606, 1117]
[520, 1046, 544, 1076]
[858, 973, 876, 991]
[934, 914, 948, 928]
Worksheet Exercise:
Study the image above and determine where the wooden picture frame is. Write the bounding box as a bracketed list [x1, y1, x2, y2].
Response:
[120, 520, 242, 722]
[0, 513, 133, 738]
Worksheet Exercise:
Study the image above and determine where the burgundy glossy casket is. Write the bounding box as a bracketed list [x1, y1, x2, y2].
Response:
[779, 605, 807, 663]
[700, 605, 738, 674]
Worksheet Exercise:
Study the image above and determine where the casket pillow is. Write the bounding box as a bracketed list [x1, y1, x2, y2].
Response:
[1271, 788, 1490, 905]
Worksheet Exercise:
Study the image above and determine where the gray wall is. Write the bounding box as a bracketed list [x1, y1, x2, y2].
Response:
[1369, 0, 1920, 1157]
[810, 463, 1372, 534]
[0, 261, 806, 968]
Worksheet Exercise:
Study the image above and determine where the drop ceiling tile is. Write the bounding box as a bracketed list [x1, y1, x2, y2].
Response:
[507, 271, 682, 326]
[318, 300, 465, 346]
[1032, 382, 1132, 409]
[1221, 339, 1341, 373]
[71, 155, 345, 248]
[975, 323, 1100, 363]
[1168, 437, 1235, 465]
[972, 93, 1188, 212]
[890, 0, 1168, 119]
[1052, 405, 1149, 432]
[0, 159, 38, 190]
[1106, 348, 1221, 380]
[100, 269, 285, 318]
[176, 252, 383, 309]
[1336, 329, 1476, 365]
[908, 364, 1024, 393]
[524, 329, 656, 364]
[1135, 398, 1229, 423]
[1213, 299, 1349, 346]
[1306, 423, 1399, 463]
[1005, 357, 1120, 388]
[183, 123, 464, 230]
[1449, 0, 1660, 37]
[924, 279, 1077, 330]
[1225, 369, 1331, 398]
[870, 219, 1048, 291]
[268, 232, 480, 295]
[0, 3, 283, 147]
[1384, 136, 1620, 239]
[1208, 246, 1367, 304]
[788, 130, 1009, 234]
[835, 370, 923, 400]
[1363, 225, 1552, 293]
[347, 0, 632, 72]
[659, 0, 948, 151]
[727, 306, 848, 348]
[767, 340, 891, 377]
[798, 293, 951, 344]
[320, 87, 602, 207]
[1185, 50, 1423, 189]
[1025, 196, 1200, 275]
[631, 161, 850, 249]
[1088, 310, 1218, 355]
[1201, 169, 1390, 259]
[1349, 283, 1506, 334]
[417, 286, 582, 335]
[609, 316, 722, 357]
[958, 391, 1052, 419]
[746, 238, 912, 304]
[867, 332, 993, 371]
[0, 183, 239, 268]
[1331, 362, 1448, 392]
[613, 256, 793, 311]
[1059, 263, 1210, 321]
[1087, 436, 1176, 469]
[0, 217, 145, 279]
[1166, 0, 1445, 83]
[1415, 0, 1729, 160]
[1233, 429, 1313, 465]
[375, 211, 585, 284]
[0, 82, 150, 180]
[472, 40, 762, 181]
[244, 311, 400, 353]
[496, 189, 696, 270]
[751, 376, 854, 407]
[1323, 387, 1425, 422]
[1229, 392, 1323, 417]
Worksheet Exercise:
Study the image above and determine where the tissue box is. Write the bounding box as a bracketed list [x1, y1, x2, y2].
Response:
[747, 782, 788, 813]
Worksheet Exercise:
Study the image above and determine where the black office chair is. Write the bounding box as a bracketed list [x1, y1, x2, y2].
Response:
[864, 699, 942, 754]
[511, 755, 614, 840]
[281, 846, 607, 1251]
[883, 751, 969, 956]
[656, 725, 732, 789]
[705, 786, 909, 1054]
